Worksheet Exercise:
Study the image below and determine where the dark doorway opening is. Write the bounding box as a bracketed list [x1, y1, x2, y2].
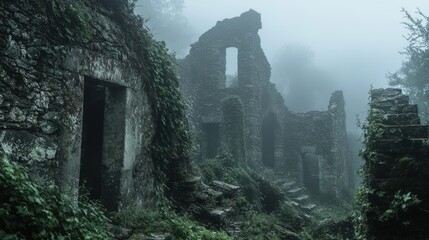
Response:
[262, 113, 278, 168]
[79, 80, 106, 202]
[79, 77, 126, 211]
[202, 123, 220, 159]
[302, 153, 320, 195]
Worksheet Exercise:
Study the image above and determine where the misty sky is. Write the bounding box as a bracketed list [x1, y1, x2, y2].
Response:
[179, 0, 429, 133]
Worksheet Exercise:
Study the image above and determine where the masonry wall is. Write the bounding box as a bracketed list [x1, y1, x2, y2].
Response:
[178, 10, 349, 200]
[0, 1, 152, 210]
[358, 88, 429, 239]
[179, 10, 274, 167]
[283, 91, 348, 199]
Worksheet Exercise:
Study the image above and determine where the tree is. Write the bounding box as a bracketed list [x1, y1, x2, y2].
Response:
[135, 0, 194, 57]
[388, 9, 429, 122]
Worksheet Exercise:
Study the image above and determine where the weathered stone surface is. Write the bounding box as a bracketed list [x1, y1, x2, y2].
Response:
[212, 180, 240, 193]
[178, 10, 350, 200]
[0, 130, 57, 162]
[383, 113, 420, 125]
[1, 0, 149, 210]
[360, 88, 429, 239]
[381, 125, 428, 139]
[107, 224, 132, 240]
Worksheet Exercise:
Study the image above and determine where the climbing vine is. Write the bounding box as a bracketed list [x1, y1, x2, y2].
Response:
[98, 0, 194, 199]
[31, 0, 193, 202]
[354, 94, 385, 239]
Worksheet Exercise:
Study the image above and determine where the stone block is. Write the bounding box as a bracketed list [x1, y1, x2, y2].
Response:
[375, 104, 418, 115]
[383, 113, 420, 125]
[373, 139, 426, 153]
[0, 130, 57, 162]
[371, 88, 402, 99]
[381, 125, 428, 139]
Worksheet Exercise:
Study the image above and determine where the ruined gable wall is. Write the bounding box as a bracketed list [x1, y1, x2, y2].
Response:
[179, 10, 272, 166]
[179, 10, 349, 200]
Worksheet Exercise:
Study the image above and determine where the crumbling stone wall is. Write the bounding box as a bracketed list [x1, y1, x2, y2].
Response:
[0, 0, 161, 210]
[179, 10, 274, 166]
[357, 88, 429, 239]
[284, 91, 347, 199]
[221, 96, 246, 166]
[179, 10, 349, 200]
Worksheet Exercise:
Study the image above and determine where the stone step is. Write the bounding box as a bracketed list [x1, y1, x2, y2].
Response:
[374, 104, 418, 114]
[373, 138, 427, 153]
[300, 203, 317, 212]
[212, 180, 240, 193]
[381, 125, 428, 139]
[226, 222, 242, 236]
[294, 195, 309, 203]
[129, 233, 172, 240]
[373, 94, 410, 106]
[383, 113, 420, 125]
[286, 200, 300, 207]
[208, 207, 233, 226]
[371, 88, 402, 99]
[287, 187, 303, 197]
[282, 180, 296, 190]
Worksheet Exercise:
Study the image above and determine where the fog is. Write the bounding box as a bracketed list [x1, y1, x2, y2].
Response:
[137, 0, 429, 133]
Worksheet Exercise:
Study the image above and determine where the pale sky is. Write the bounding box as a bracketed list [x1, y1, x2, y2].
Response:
[182, 0, 429, 132]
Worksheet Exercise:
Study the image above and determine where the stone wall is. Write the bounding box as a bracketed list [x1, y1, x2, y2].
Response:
[358, 88, 429, 239]
[284, 91, 347, 199]
[178, 10, 350, 200]
[179, 10, 275, 166]
[0, 0, 153, 210]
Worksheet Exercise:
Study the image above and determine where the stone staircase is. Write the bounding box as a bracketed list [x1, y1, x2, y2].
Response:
[121, 172, 318, 239]
[280, 179, 317, 213]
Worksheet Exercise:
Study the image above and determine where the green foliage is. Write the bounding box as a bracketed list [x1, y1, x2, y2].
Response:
[117, 2, 194, 195]
[0, 155, 113, 240]
[113, 207, 232, 240]
[48, 0, 94, 42]
[354, 92, 386, 240]
[198, 154, 263, 208]
[78, 0, 194, 201]
[379, 191, 421, 223]
[388, 9, 429, 121]
[302, 217, 354, 240]
[238, 207, 308, 240]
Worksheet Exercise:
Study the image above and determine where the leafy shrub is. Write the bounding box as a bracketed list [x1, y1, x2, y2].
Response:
[113, 206, 232, 240]
[0, 155, 113, 240]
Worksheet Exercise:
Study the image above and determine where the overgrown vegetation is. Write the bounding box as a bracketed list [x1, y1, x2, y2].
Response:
[107, 0, 194, 199]
[44, 0, 194, 202]
[354, 90, 429, 239]
[353, 94, 386, 239]
[0, 155, 113, 240]
[196, 153, 353, 240]
[388, 9, 429, 122]
[114, 207, 232, 240]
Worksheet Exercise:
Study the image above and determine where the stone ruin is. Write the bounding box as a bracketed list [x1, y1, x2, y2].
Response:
[178, 10, 352, 200]
[0, 2, 353, 213]
[0, 0, 158, 211]
[359, 88, 429, 239]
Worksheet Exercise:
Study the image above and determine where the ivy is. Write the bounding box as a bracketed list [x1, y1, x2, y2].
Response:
[0, 155, 113, 239]
[101, 0, 194, 202]
[48, 0, 94, 43]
